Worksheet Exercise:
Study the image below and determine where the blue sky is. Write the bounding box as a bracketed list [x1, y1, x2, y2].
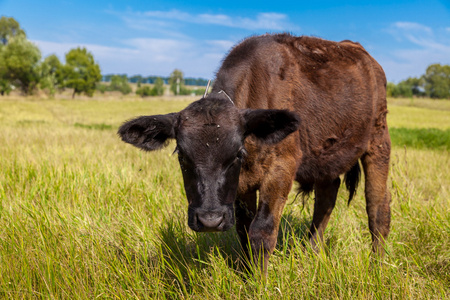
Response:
[1, 0, 450, 82]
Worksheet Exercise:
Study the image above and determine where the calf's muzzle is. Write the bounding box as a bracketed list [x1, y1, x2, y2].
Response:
[189, 206, 234, 232]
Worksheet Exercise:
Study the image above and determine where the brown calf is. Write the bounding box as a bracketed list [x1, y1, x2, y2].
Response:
[118, 33, 391, 275]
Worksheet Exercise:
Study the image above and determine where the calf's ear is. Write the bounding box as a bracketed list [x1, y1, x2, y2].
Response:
[118, 113, 177, 151]
[241, 109, 300, 144]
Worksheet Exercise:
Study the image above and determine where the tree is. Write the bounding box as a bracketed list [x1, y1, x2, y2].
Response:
[129, 75, 143, 83]
[0, 16, 26, 45]
[0, 36, 41, 95]
[386, 82, 396, 98]
[422, 64, 450, 99]
[39, 54, 63, 97]
[0, 77, 12, 95]
[0, 16, 41, 95]
[403, 77, 425, 97]
[387, 77, 425, 98]
[153, 77, 164, 96]
[169, 69, 184, 95]
[63, 47, 101, 98]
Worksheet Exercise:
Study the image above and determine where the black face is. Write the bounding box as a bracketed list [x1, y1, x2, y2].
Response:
[118, 95, 301, 234]
[175, 100, 245, 232]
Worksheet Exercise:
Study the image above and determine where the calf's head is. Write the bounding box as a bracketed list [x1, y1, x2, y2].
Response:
[118, 96, 300, 232]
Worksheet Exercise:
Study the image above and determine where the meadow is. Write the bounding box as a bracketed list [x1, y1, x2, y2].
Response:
[0, 96, 448, 299]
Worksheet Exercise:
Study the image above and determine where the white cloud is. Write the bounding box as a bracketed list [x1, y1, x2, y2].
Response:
[393, 22, 432, 34]
[119, 9, 296, 32]
[34, 7, 264, 79]
[74, 8, 298, 77]
[382, 22, 450, 81]
[33, 40, 139, 60]
[123, 38, 191, 63]
[379, 48, 449, 83]
[196, 12, 290, 30]
[33, 38, 234, 78]
[143, 10, 192, 21]
[205, 40, 235, 51]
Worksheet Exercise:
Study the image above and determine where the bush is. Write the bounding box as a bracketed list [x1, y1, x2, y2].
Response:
[136, 86, 152, 97]
[194, 88, 206, 96]
[177, 86, 206, 96]
[179, 86, 193, 95]
[96, 83, 107, 94]
[136, 78, 165, 97]
[136, 85, 163, 97]
[107, 75, 132, 95]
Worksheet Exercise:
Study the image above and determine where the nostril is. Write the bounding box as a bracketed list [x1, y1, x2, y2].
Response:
[197, 212, 224, 229]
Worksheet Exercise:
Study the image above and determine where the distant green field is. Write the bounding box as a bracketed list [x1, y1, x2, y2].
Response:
[0, 97, 448, 299]
[387, 98, 450, 151]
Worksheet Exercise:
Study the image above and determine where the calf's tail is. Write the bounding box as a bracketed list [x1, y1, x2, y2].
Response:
[344, 161, 361, 205]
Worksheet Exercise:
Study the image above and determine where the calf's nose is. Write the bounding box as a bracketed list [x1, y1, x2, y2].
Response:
[197, 212, 224, 230]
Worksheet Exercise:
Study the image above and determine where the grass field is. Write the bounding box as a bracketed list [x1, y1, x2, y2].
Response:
[0, 96, 449, 299]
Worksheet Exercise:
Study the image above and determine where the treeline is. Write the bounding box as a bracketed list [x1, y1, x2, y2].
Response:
[103, 74, 208, 86]
[387, 64, 450, 99]
[97, 70, 207, 97]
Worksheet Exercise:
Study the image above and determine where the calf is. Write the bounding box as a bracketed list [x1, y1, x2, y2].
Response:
[118, 33, 391, 274]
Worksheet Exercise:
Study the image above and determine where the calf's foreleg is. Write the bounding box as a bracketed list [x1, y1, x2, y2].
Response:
[235, 191, 257, 258]
[247, 161, 296, 276]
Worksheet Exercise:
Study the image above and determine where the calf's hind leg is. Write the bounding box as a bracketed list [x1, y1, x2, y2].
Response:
[361, 129, 391, 255]
[309, 178, 341, 252]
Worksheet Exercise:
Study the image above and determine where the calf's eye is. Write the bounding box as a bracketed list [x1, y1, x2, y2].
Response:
[236, 148, 247, 161]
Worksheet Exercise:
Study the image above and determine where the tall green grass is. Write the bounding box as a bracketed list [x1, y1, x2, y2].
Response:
[390, 128, 450, 150]
[0, 97, 448, 298]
